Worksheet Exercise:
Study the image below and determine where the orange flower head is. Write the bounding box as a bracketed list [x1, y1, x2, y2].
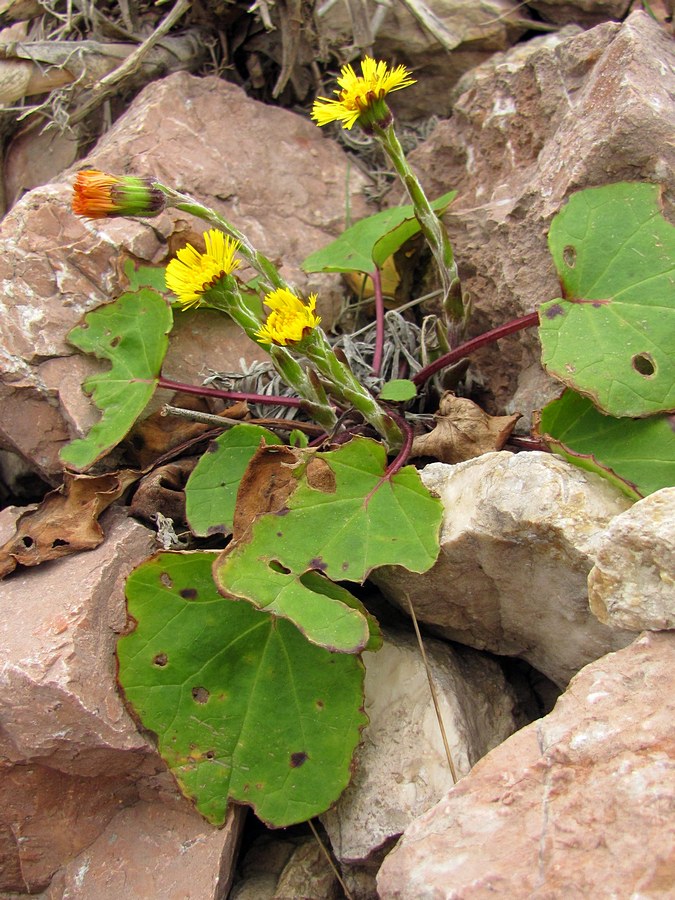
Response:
[72, 169, 165, 219]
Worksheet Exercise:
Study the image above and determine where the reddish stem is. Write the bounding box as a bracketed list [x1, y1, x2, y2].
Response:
[371, 266, 385, 377]
[412, 311, 540, 387]
[157, 376, 304, 408]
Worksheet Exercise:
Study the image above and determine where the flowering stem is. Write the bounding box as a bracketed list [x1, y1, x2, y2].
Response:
[303, 331, 403, 450]
[412, 311, 540, 387]
[155, 184, 288, 294]
[373, 122, 465, 344]
[372, 265, 385, 377]
[204, 282, 339, 431]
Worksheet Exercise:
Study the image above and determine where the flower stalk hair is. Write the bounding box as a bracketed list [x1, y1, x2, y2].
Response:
[312, 58, 466, 344]
[72, 169, 165, 219]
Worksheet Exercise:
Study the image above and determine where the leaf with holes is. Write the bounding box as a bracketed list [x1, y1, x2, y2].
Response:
[539, 182, 675, 417]
[302, 192, 456, 276]
[214, 436, 442, 652]
[535, 389, 675, 498]
[185, 424, 283, 537]
[60, 289, 173, 470]
[122, 258, 168, 293]
[117, 552, 368, 827]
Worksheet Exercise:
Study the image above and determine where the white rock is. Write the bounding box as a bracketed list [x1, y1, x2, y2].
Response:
[321, 628, 521, 862]
[374, 452, 638, 686]
[588, 487, 675, 631]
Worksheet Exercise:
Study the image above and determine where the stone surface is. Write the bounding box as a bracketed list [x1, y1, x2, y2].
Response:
[318, 0, 532, 119]
[0, 71, 369, 479]
[43, 801, 244, 900]
[377, 631, 675, 899]
[0, 765, 138, 895]
[405, 11, 675, 414]
[0, 505, 157, 774]
[588, 487, 675, 631]
[528, 0, 632, 25]
[230, 834, 340, 899]
[374, 452, 637, 686]
[321, 628, 521, 863]
[0, 505, 171, 891]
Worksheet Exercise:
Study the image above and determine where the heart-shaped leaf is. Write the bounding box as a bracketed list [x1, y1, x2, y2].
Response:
[535, 389, 675, 498]
[214, 437, 442, 651]
[539, 182, 675, 417]
[302, 192, 456, 276]
[117, 552, 369, 827]
[61, 289, 172, 470]
[185, 424, 283, 537]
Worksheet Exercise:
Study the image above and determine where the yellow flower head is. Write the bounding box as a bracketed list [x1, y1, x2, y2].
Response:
[255, 288, 321, 346]
[165, 229, 241, 310]
[73, 169, 165, 218]
[311, 57, 415, 130]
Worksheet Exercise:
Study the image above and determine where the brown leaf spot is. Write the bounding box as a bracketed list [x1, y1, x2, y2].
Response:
[632, 352, 656, 377]
[191, 686, 210, 704]
[544, 303, 564, 319]
[232, 444, 300, 540]
[305, 457, 337, 493]
[309, 557, 328, 572]
[180, 588, 198, 600]
[153, 653, 168, 667]
[290, 751, 308, 768]
[160, 572, 173, 589]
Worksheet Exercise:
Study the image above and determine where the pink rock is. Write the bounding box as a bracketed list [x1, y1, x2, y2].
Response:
[43, 801, 245, 899]
[0, 72, 369, 479]
[0, 506, 158, 775]
[0, 505, 196, 891]
[377, 631, 675, 899]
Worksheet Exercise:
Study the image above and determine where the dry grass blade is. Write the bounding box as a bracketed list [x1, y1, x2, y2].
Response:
[308, 818, 354, 900]
[405, 591, 458, 783]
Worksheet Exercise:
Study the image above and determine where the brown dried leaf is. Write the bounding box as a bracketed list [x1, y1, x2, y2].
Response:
[128, 458, 198, 528]
[0, 469, 139, 578]
[411, 392, 520, 464]
[232, 443, 302, 541]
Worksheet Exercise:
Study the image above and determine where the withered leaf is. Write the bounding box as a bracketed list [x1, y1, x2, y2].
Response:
[128, 458, 198, 528]
[411, 392, 520, 464]
[232, 443, 302, 541]
[0, 469, 139, 578]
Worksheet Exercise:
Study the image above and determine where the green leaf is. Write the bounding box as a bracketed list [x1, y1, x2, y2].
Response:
[539, 182, 675, 417]
[185, 425, 283, 537]
[379, 379, 417, 402]
[536, 390, 675, 498]
[118, 552, 368, 827]
[123, 258, 168, 293]
[289, 429, 309, 448]
[60, 290, 173, 470]
[214, 437, 442, 652]
[302, 192, 456, 276]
